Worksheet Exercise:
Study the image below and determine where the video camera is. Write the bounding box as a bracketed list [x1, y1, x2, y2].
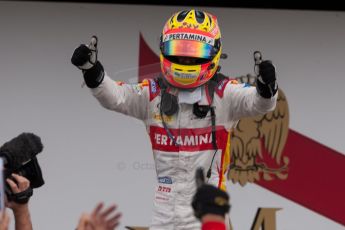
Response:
[0, 132, 44, 203]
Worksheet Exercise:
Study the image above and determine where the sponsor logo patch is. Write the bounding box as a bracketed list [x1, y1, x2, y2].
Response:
[150, 126, 229, 152]
[163, 32, 215, 45]
[153, 113, 173, 123]
[150, 80, 157, 93]
[158, 176, 173, 184]
[174, 72, 197, 79]
[131, 84, 143, 95]
[157, 185, 171, 193]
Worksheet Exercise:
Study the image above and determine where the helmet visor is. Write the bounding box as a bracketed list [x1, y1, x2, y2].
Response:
[162, 39, 215, 60]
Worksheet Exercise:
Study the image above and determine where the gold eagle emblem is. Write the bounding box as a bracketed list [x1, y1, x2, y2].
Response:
[228, 75, 290, 186]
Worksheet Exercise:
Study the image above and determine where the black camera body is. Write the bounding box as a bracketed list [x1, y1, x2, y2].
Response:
[0, 133, 45, 203]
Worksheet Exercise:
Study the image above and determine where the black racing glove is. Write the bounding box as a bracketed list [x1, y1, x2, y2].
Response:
[71, 44, 92, 67]
[71, 36, 104, 88]
[256, 60, 278, 98]
[191, 168, 230, 220]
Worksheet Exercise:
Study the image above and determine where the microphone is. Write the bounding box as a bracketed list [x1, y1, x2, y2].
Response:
[0, 132, 43, 170]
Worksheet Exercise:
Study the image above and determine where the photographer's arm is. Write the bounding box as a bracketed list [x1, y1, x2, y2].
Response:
[0, 211, 10, 230]
[6, 174, 33, 230]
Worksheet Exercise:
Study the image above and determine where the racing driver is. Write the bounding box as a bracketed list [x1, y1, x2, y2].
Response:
[71, 9, 278, 230]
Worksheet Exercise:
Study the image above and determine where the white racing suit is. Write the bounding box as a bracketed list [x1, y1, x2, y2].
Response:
[90, 74, 277, 230]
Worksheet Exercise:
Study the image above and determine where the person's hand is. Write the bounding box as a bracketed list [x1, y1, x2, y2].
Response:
[258, 60, 276, 84]
[255, 57, 278, 98]
[0, 211, 10, 230]
[191, 168, 230, 221]
[76, 203, 122, 230]
[89, 203, 121, 230]
[71, 36, 98, 70]
[192, 184, 230, 221]
[5, 174, 33, 230]
[6, 173, 32, 212]
[76, 213, 92, 230]
[71, 36, 105, 88]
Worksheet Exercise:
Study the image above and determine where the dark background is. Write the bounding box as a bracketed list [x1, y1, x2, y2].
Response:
[6, 0, 344, 12]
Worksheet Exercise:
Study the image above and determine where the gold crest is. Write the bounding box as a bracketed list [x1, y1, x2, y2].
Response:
[228, 75, 290, 186]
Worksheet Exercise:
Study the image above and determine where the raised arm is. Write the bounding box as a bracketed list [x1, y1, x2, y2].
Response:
[6, 174, 33, 230]
[71, 36, 150, 121]
[224, 59, 278, 120]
